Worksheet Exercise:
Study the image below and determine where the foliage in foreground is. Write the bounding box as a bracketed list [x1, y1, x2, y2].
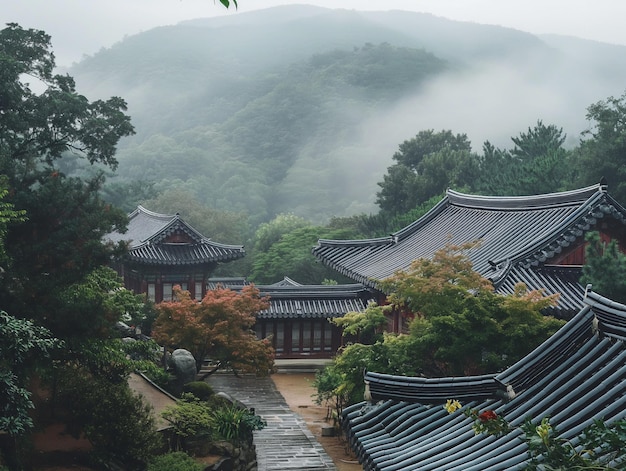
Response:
[316, 244, 565, 413]
[148, 451, 204, 471]
[445, 401, 626, 470]
[0, 311, 60, 436]
[162, 393, 266, 451]
[211, 403, 266, 443]
[56, 365, 163, 467]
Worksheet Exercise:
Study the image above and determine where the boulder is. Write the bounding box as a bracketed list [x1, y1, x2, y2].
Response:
[170, 349, 196, 385]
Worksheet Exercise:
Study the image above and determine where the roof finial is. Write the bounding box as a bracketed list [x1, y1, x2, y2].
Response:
[600, 176, 608, 190]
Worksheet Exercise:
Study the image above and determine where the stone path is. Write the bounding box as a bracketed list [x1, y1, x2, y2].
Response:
[206, 374, 338, 471]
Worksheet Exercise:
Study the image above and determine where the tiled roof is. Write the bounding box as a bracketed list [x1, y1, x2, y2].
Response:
[206, 277, 249, 290]
[312, 183, 626, 316]
[253, 282, 375, 319]
[342, 287, 626, 470]
[208, 278, 375, 320]
[107, 206, 245, 266]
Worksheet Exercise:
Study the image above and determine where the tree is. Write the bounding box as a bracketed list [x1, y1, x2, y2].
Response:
[380, 243, 563, 376]
[316, 243, 565, 407]
[251, 213, 311, 254]
[376, 130, 477, 214]
[0, 24, 134, 174]
[0, 24, 133, 330]
[55, 365, 162, 468]
[0, 311, 60, 437]
[575, 92, 626, 203]
[54, 266, 149, 341]
[581, 231, 626, 304]
[0, 177, 25, 274]
[331, 301, 388, 345]
[152, 286, 274, 375]
[250, 225, 354, 284]
[0, 311, 60, 468]
[510, 120, 566, 161]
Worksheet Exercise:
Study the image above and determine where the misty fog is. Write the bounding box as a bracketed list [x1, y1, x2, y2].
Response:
[67, 6, 626, 223]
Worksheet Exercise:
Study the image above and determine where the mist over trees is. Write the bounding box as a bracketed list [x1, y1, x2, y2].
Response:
[23, 5, 624, 284]
[65, 7, 626, 230]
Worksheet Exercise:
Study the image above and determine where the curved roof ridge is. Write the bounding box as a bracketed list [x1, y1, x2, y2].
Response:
[316, 234, 393, 248]
[583, 285, 626, 316]
[134, 204, 178, 221]
[280, 276, 302, 286]
[492, 189, 623, 268]
[316, 195, 451, 248]
[391, 194, 451, 240]
[255, 282, 370, 295]
[447, 183, 604, 210]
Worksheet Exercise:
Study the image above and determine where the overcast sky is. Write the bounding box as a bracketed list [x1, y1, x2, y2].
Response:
[3, 0, 626, 67]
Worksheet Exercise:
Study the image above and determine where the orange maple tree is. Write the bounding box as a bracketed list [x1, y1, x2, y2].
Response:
[152, 285, 274, 376]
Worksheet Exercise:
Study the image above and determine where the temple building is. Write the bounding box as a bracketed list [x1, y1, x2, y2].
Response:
[106, 206, 245, 303]
[208, 277, 375, 359]
[313, 181, 626, 329]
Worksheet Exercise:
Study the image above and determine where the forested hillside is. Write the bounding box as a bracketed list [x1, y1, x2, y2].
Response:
[69, 6, 626, 223]
[63, 5, 626, 282]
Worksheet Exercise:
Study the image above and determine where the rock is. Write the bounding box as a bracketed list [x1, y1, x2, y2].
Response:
[170, 349, 196, 385]
[209, 456, 234, 471]
[209, 440, 236, 456]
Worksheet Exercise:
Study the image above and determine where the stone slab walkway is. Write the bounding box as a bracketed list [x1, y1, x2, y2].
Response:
[206, 374, 337, 471]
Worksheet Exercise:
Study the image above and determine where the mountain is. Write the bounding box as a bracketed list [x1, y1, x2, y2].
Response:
[69, 5, 626, 224]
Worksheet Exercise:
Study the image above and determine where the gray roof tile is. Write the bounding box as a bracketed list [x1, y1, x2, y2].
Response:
[342, 288, 626, 470]
[107, 206, 245, 266]
[313, 183, 626, 316]
[207, 278, 375, 320]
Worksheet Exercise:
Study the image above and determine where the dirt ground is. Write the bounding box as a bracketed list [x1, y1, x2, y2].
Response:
[270, 372, 362, 471]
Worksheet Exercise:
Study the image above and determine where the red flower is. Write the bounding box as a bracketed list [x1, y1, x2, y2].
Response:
[478, 410, 498, 422]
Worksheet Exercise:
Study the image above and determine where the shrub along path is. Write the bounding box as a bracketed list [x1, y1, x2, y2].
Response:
[206, 373, 338, 471]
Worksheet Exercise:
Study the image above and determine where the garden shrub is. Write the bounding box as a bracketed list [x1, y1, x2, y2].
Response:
[147, 451, 203, 471]
[56, 367, 163, 468]
[162, 393, 213, 451]
[182, 381, 214, 401]
[211, 404, 266, 443]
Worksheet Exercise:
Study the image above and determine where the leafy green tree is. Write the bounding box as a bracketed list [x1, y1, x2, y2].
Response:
[581, 231, 626, 304]
[101, 179, 158, 213]
[474, 141, 516, 195]
[331, 301, 388, 344]
[510, 120, 566, 161]
[143, 187, 251, 245]
[52, 266, 146, 340]
[0, 311, 60, 436]
[56, 366, 163, 468]
[0, 177, 25, 275]
[0, 23, 133, 175]
[315, 334, 423, 408]
[0, 311, 60, 468]
[381, 243, 563, 376]
[376, 130, 477, 214]
[250, 225, 354, 284]
[509, 121, 572, 195]
[475, 121, 572, 196]
[317, 244, 565, 407]
[162, 394, 214, 451]
[0, 23, 133, 330]
[251, 213, 311, 254]
[575, 91, 626, 202]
